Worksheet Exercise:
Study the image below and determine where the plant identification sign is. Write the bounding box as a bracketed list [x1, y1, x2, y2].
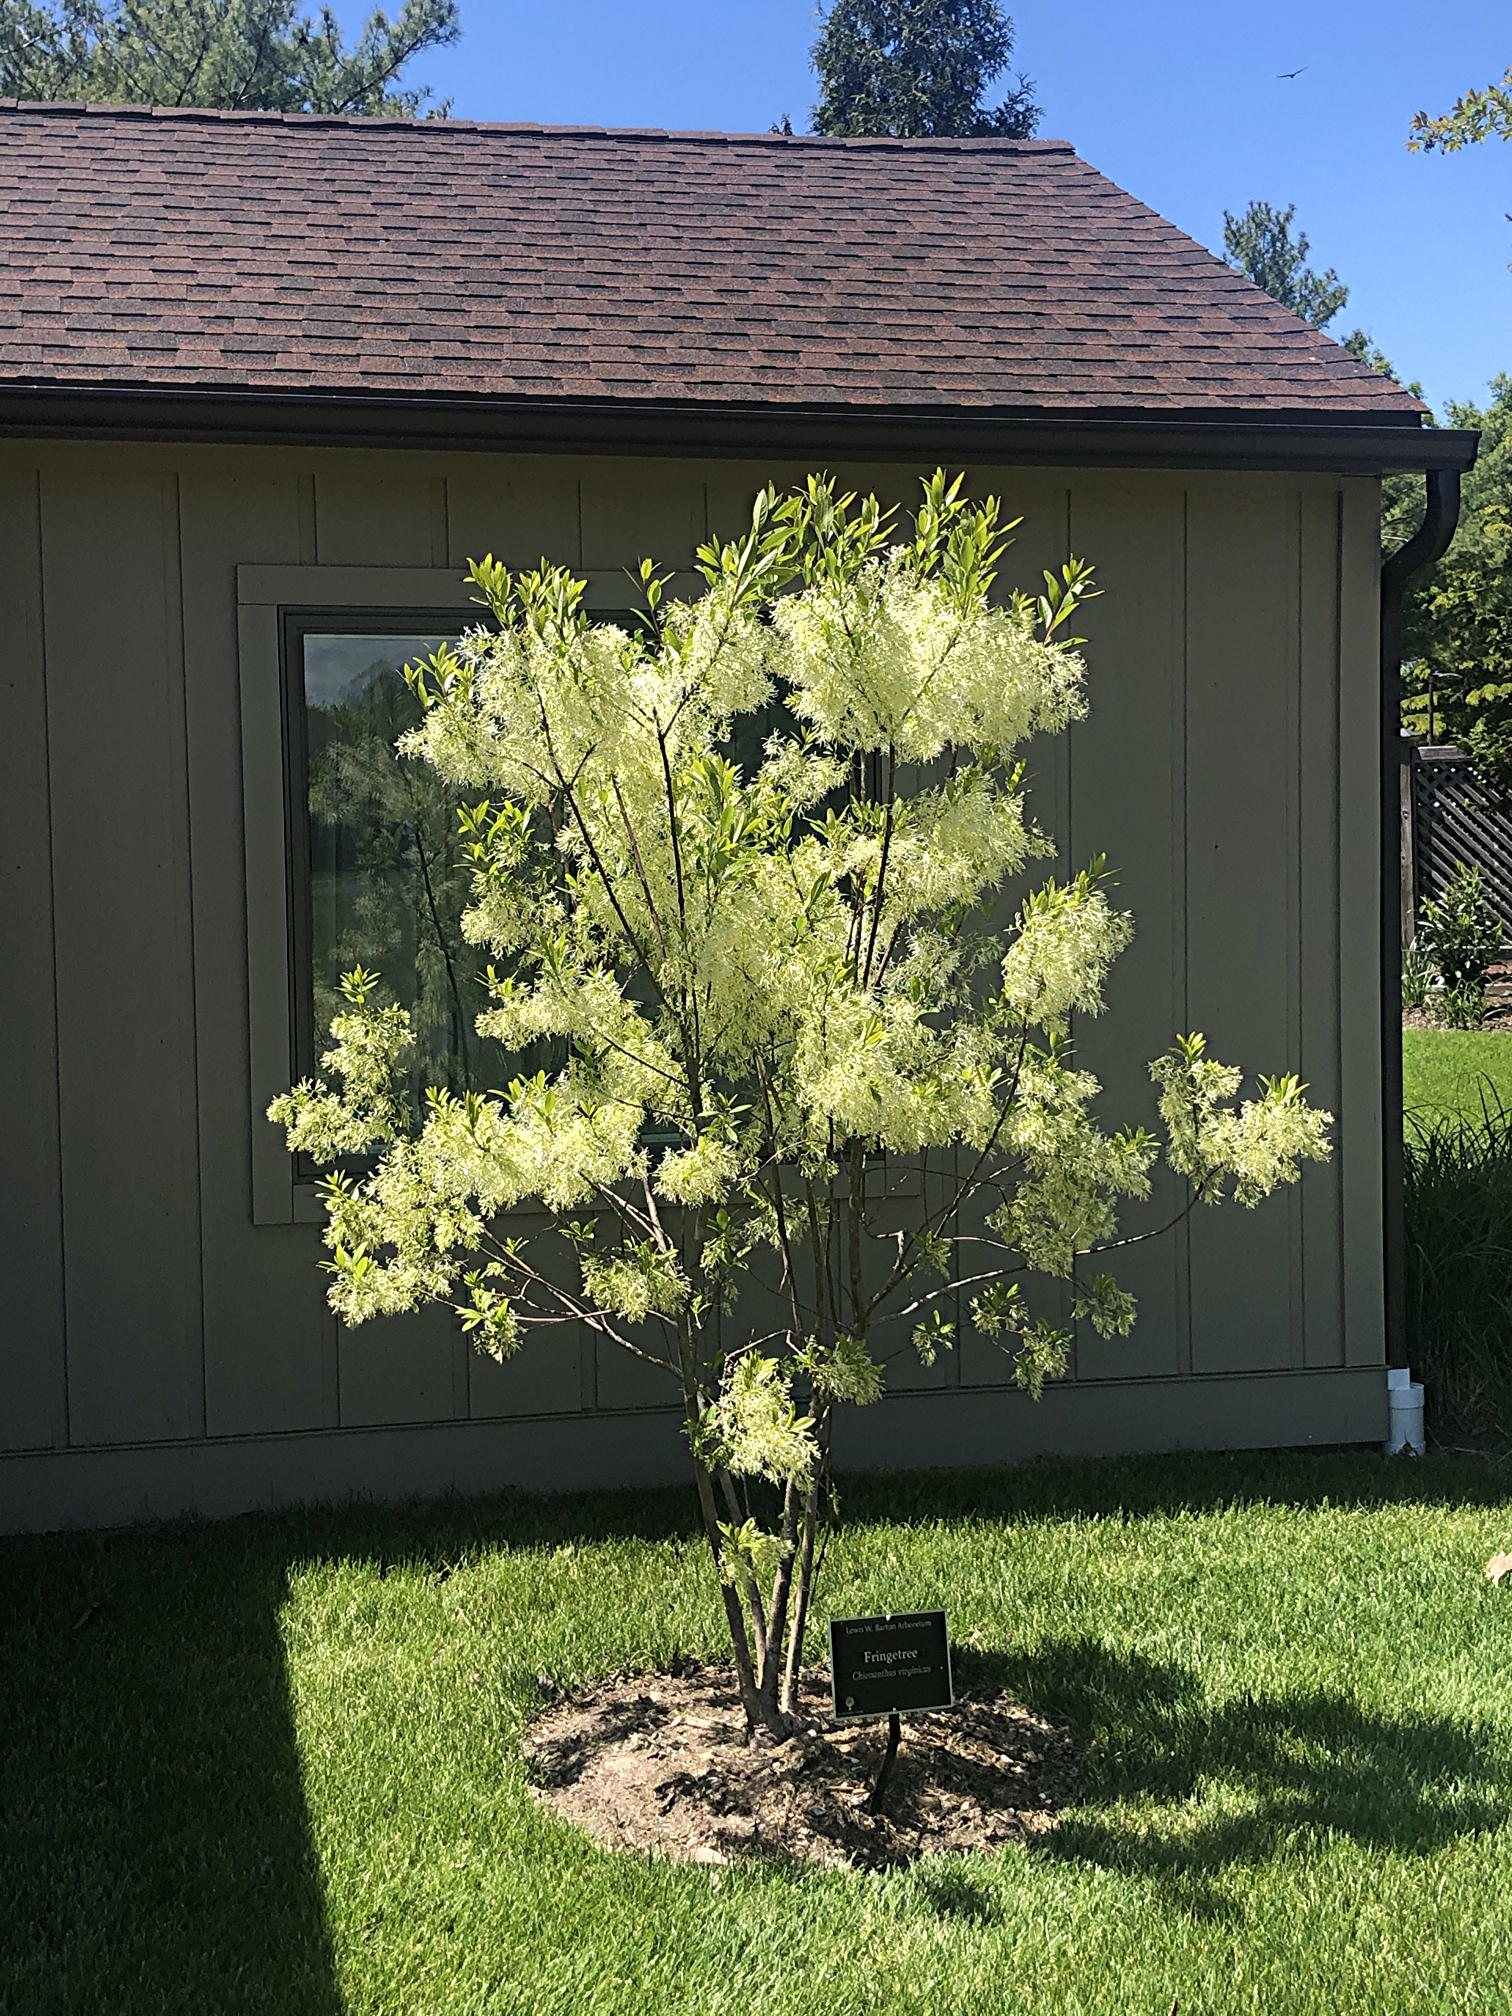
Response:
[829, 1610, 953, 1720]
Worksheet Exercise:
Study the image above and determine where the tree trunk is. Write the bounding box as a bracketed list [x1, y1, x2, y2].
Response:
[755, 1475, 802, 1723]
[779, 1438, 828, 1719]
[689, 1452, 775, 1734]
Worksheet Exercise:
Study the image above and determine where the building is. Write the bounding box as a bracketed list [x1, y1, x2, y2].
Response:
[0, 103, 1476, 1530]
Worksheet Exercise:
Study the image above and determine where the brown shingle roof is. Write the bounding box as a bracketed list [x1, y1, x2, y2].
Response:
[0, 101, 1425, 419]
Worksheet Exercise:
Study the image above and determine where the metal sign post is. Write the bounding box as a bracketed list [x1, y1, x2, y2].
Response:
[828, 1610, 953, 1814]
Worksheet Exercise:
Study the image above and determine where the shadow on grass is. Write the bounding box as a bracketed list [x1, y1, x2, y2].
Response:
[835, 1444, 1512, 1535]
[0, 1523, 344, 2016]
[957, 1638, 1508, 1919]
[907, 1861, 1003, 1922]
[4, 1444, 1508, 2006]
[246, 1443, 1512, 1581]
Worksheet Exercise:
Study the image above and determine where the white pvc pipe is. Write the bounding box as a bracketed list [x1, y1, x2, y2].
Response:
[1385, 1365, 1426, 1456]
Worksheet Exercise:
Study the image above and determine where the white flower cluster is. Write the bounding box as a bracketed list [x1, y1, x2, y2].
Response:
[1151, 1037, 1333, 1206]
[699, 1353, 816, 1486]
[267, 998, 412, 1163]
[770, 565, 1085, 762]
[266, 471, 1331, 1437]
[999, 870, 1134, 1036]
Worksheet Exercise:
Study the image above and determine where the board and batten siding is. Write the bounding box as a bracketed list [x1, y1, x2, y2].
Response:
[0, 441, 1387, 1532]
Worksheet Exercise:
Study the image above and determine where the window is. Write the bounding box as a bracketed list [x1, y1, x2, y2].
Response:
[284, 613, 517, 1110]
[240, 562, 767, 1223]
[285, 607, 627, 1116]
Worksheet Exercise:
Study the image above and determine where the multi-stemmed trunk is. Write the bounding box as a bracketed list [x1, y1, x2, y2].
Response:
[685, 1416, 831, 1742]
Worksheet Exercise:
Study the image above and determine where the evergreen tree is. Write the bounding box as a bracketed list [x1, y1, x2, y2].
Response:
[1221, 198, 1404, 385]
[1221, 200, 1349, 329]
[0, 0, 458, 117]
[811, 0, 1038, 140]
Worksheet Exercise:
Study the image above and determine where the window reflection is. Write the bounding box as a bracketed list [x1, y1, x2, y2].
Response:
[302, 631, 502, 1106]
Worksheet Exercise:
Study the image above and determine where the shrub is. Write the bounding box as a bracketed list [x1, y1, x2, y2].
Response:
[1418, 860, 1501, 1027]
[1404, 1089, 1512, 1442]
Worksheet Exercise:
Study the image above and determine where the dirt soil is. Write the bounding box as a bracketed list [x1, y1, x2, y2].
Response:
[1403, 959, 1512, 1030]
[521, 1661, 1079, 1872]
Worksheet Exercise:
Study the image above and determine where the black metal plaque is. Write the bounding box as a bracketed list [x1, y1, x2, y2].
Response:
[828, 1610, 954, 1720]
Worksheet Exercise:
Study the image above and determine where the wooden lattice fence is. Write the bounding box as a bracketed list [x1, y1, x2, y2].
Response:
[1402, 743, 1512, 943]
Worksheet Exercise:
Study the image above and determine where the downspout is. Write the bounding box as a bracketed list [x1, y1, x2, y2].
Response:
[1380, 467, 1462, 1367]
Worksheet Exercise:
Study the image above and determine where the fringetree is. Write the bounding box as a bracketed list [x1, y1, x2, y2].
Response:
[0, 0, 458, 116]
[271, 474, 1331, 1739]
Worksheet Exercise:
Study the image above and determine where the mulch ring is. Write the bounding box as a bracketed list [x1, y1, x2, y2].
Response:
[520, 1660, 1079, 1872]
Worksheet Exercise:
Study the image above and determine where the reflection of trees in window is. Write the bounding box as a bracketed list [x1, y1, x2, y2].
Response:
[305, 635, 502, 1108]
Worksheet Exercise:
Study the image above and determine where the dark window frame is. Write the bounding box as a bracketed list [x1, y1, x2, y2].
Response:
[279, 604, 640, 1177]
[279, 606, 474, 1096]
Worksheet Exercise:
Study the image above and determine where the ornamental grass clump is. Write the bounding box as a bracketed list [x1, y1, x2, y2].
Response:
[1404, 1090, 1512, 1441]
[270, 472, 1331, 1739]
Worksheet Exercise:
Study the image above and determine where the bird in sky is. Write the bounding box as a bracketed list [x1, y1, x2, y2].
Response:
[1277, 66, 1308, 79]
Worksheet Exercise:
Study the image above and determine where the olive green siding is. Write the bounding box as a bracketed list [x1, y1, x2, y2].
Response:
[0, 442, 1387, 1532]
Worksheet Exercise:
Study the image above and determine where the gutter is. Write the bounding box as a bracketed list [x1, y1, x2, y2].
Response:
[1380, 467, 1467, 1368]
[0, 382, 1481, 475]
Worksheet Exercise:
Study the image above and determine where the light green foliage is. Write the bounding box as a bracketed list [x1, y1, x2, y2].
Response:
[0, 0, 457, 115]
[1070, 1270, 1137, 1338]
[810, 0, 1038, 138]
[1418, 860, 1503, 1027]
[271, 471, 1330, 1732]
[908, 1309, 953, 1369]
[267, 966, 413, 1161]
[699, 1353, 816, 1488]
[1399, 378, 1512, 785]
[799, 1329, 886, 1404]
[1151, 1033, 1332, 1208]
[1410, 66, 1512, 151]
[1402, 935, 1435, 1013]
[714, 1515, 783, 1591]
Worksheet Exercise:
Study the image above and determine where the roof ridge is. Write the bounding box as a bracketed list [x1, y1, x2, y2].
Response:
[0, 96, 1075, 149]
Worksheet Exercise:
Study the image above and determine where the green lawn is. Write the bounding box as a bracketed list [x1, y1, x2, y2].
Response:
[5, 1453, 1512, 2016]
[1403, 1027, 1512, 1120]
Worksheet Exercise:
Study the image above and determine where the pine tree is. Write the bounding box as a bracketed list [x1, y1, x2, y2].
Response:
[1221, 200, 1349, 329]
[0, 0, 458, 117]
[811, 0, 1038, 140]
[1221, 199, 1405, 385]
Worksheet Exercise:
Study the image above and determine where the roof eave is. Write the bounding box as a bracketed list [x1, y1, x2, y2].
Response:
[0, 384, 1476, 476]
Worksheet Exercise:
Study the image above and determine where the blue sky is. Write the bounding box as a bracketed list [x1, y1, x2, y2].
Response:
[381, 0, 1509, 416]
